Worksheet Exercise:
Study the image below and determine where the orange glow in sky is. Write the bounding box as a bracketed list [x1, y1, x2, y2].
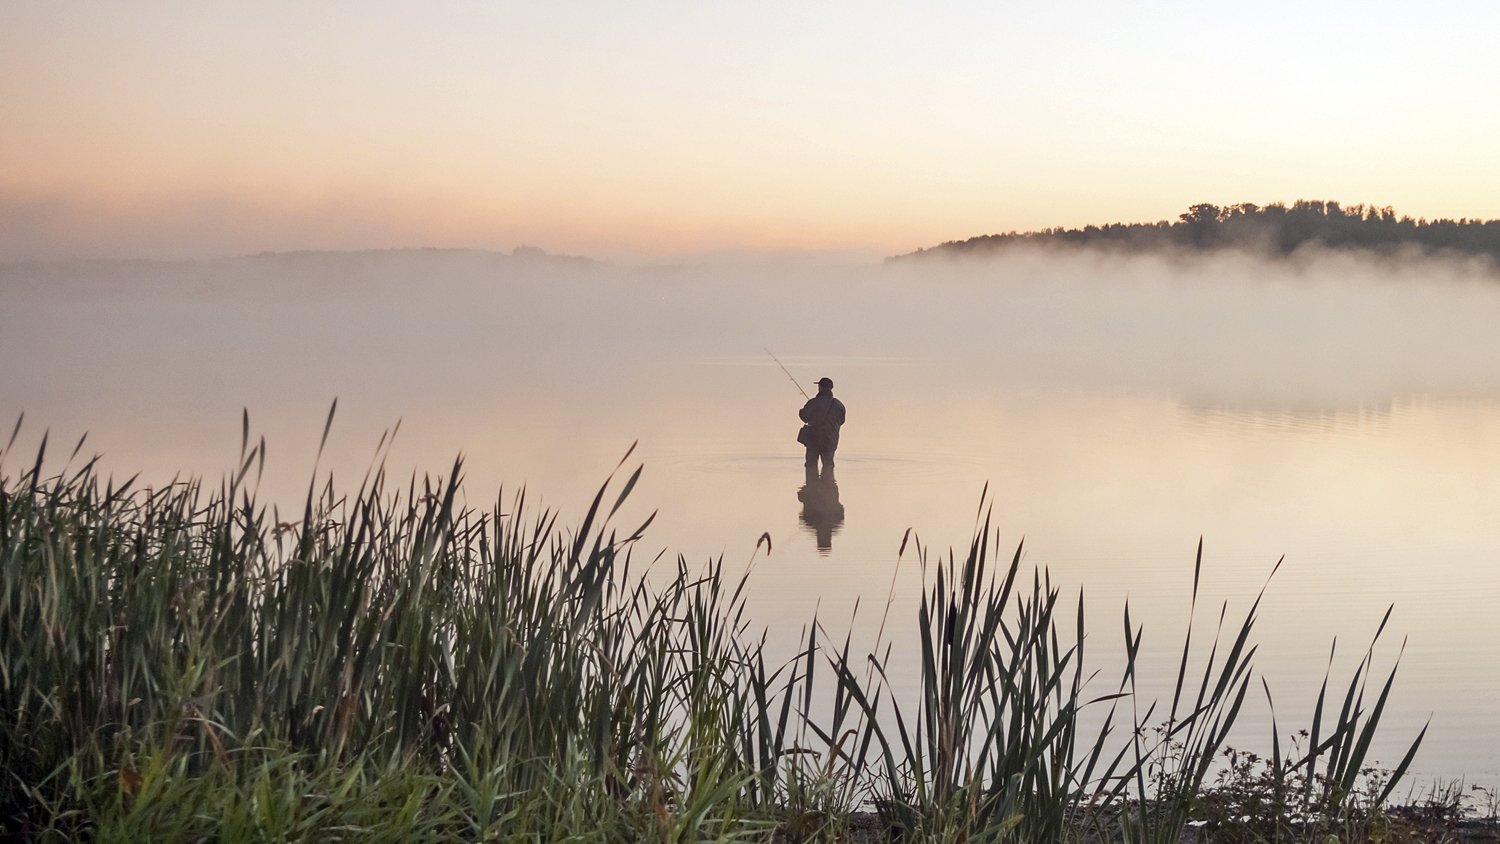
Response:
[2, 2, 1498, 261]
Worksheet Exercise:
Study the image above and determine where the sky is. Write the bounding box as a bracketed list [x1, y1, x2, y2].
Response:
[2, 1, 1498, 261]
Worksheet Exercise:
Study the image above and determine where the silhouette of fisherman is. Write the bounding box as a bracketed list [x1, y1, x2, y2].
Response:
[797, 377, 846, 473]
[798, 464, 843, 554]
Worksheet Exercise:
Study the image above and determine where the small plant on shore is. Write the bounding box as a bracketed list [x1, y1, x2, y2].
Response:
[1114, 546, 1268, 844]
[1184, 615, 1427, 844]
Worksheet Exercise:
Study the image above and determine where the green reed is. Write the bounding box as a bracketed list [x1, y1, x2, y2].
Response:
[816, 496, 1113, 844]
[0, 414, 1425, 843]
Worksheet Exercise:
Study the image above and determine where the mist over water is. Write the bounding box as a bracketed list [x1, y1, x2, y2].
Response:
[4, 245, 1500, 783]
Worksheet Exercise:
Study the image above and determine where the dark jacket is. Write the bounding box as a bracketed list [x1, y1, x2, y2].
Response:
[798, 393, 846, 451]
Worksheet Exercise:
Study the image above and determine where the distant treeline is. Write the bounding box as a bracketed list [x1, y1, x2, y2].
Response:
[894, 200, 1500, 261]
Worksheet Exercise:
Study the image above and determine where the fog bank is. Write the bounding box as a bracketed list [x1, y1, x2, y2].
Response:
[6, 243, 1495, 415]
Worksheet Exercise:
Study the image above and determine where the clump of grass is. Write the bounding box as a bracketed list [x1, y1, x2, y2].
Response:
[0, 412, 797, 842]
[1181, 609, 1428, 844]
[828, 504, 1127, 844]
[0, 413, 1430, 843]
[1112, 544, 1269, 844]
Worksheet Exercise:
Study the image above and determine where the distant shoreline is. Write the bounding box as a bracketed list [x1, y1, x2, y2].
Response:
[891, 201, 1500, 263]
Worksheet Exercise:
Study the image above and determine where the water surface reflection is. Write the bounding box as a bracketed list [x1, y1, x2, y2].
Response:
[4, 247, 1500, 783]
[798, 464, 844, 553]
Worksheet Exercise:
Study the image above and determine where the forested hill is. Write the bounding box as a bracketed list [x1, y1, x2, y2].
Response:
[891, 201, 1500, 262]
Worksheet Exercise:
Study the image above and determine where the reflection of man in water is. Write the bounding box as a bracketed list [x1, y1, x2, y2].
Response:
[798, 465, 844, 553]
[798, 377, 846, 472]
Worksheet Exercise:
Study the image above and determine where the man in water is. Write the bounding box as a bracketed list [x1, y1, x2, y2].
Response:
[798, 377, 846, 473]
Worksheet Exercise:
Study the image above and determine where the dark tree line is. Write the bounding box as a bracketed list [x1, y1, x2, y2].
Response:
[893, 201, 1500, 261]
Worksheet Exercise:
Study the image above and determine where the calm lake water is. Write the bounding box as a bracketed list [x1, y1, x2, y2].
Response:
[4, 246, 1499, 787]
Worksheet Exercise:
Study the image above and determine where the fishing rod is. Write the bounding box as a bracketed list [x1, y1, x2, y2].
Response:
[765, 349, 810, 400]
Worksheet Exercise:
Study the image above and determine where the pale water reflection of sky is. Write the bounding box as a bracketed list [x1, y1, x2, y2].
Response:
[3, 247, 1500, 782]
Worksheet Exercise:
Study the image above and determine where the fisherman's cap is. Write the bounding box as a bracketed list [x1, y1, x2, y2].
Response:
[816, 377, 834, 388]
